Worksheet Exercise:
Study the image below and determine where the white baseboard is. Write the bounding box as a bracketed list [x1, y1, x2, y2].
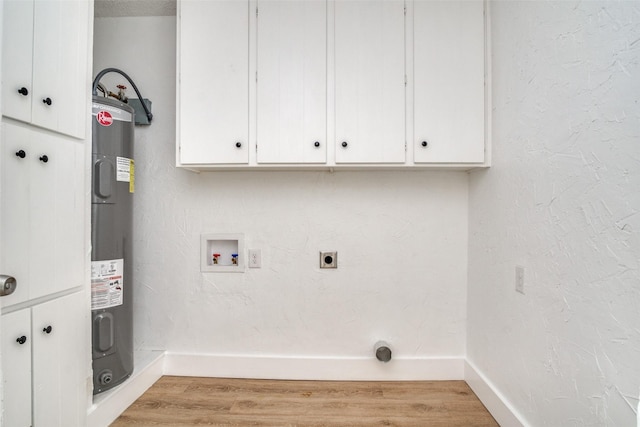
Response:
[87, 350, 164, 427]
[163, 352, 465, 381]
[464, 360, 528, 427]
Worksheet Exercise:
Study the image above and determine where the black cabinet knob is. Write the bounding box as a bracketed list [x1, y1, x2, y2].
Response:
[341, 141, 348, 148]
[421, 141, 428, 147]
[235, 142, 242, 148]
[43, 326, 52, 334]
[314, 141, 320, 148]
[18, 87, 28, 96]
[39, 155, 49, 163]
[16, 336, 27, 345]
[15, 150, 26, 159]
[42, 97, 52, 106]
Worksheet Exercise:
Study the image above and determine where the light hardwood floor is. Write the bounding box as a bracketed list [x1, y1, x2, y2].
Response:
[111, 376, 499, 426]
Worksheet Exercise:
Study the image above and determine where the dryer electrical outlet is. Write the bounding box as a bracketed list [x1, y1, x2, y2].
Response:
[320, 251, 337, 268]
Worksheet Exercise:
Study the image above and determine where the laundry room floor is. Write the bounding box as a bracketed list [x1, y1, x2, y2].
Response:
[110, 376, 498, 426]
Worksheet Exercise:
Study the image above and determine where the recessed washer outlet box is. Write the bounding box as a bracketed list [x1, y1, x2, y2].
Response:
[320, 251, 337, 269]
[201, 233, 245, 272]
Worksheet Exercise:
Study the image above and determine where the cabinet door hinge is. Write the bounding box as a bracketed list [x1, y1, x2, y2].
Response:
[256, 6, 259, 17]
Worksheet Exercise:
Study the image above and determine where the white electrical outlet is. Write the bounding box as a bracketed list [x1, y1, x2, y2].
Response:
[515, 265, 525, 294]
[249, 249, 261, 268]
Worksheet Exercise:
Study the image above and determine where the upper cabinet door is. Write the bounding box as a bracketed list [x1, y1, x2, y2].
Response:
[178, 0, 250, 165]
[256, 0, 327, 164]
[335, 0, 406, 164]
[1, 0, 88, 139]
[413, 0, 485, 163]
[2, 0, 35, 124]
[31, 0, 89, 139]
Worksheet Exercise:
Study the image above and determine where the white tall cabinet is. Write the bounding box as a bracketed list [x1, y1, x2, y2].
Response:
[177, 0, 488, 169]
[0, 0, 91, 426]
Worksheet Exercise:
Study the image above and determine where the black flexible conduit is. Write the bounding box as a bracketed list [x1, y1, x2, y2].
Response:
[92, 68, 153, 124]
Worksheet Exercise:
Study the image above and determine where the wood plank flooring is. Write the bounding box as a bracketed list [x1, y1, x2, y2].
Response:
[111, 376, 499, 426]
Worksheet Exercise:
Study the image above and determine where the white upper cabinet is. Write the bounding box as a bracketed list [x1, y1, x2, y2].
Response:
[1, 0, 89, 139]
[2, 0, 34, 125]
[176, 0, 487, 169]
[413, 0, 485, 163]
[334, 0, 406, 164]
[256, 0, 327, 164]
[178, 0, 250, 165]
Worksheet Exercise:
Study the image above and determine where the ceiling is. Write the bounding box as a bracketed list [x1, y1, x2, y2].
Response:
[94, 0, 176, 17]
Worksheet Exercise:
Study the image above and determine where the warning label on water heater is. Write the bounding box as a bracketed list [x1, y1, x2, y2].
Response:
[116, 157, 132, 182]
[91, 259, 124, 310]
[116, 157, 135, 193]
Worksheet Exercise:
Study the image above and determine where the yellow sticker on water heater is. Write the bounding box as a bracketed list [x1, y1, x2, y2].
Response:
[129, 160, 135, 193]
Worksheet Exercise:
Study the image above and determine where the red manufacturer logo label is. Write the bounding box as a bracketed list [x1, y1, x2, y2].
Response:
[97, 111, 113, 126]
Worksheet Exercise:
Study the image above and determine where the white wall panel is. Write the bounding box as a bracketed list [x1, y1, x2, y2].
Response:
[468, 2, 640, 425]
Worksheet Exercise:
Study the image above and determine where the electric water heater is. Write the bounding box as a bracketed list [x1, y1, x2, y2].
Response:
[90, 96, 134, 393]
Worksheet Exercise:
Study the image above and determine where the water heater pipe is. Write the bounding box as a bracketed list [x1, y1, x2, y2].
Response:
[92, 67, 153, 123]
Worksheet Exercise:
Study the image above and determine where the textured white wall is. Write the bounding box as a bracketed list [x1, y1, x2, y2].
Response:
[94, 17, 469, 366]
[469, 1, 640, 426]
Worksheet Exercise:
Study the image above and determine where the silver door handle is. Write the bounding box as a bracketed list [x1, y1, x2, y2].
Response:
[0, 275, 17, 297]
